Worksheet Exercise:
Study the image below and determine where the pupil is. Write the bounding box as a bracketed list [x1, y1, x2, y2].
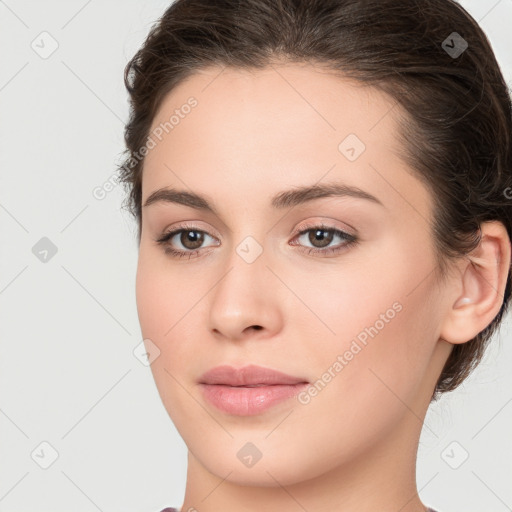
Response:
[183, 230, 203, 249]
[310, 229, 332, 248]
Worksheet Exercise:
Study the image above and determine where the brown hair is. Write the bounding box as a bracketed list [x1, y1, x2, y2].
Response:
[117, 0, 512, 400]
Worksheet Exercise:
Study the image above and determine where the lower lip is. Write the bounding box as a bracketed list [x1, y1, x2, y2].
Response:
[199, 383, 309, 416]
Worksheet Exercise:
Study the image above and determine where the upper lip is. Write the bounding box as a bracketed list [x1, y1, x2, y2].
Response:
[199, 364, 309, 386]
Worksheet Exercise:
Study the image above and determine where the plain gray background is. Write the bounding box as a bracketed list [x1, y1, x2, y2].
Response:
[1, 1, 511, 511]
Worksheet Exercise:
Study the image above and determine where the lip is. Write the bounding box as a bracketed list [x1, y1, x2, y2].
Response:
[199, 364, 308, 386]
[198, 364, 309, 416]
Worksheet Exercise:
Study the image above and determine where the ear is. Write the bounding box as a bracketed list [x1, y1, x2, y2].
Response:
[440, 221, 511, 345]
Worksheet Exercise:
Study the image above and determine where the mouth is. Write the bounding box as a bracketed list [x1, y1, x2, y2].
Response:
[198, 363, 308, 386]
[198, 364, 309, 416]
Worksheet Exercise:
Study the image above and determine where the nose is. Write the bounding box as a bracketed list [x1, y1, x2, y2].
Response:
[207, 252, 284, 343]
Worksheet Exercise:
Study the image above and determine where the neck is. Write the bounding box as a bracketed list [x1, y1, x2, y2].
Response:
[179, 408, 430, 512]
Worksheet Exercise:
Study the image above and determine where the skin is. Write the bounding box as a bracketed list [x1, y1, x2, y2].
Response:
[135, 61, 511, 512]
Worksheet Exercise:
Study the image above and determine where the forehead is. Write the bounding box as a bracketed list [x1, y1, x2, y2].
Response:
[148, 62, 397, 148]
[141, 62, 431, 221]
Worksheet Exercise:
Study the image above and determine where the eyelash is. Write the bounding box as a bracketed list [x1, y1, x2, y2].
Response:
[155, 222, 358, 259]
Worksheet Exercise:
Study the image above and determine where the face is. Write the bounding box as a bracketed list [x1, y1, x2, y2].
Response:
[136, 62, 453, 486]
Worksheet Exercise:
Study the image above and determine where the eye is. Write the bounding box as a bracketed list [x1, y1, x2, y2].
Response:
[155, 222, 358, 259]
[155, 223, 219, 259]
[290, 223, 358, 256]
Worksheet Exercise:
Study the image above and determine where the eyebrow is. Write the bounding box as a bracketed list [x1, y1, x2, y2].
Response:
[142, 182, 384, 215]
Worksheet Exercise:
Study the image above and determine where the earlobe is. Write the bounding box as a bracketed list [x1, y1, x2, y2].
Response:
[440, 221, 511, 345]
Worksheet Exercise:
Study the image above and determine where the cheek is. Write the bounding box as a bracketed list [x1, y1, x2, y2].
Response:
[292, 234, 440, 405]
[286, 263, 439, 464]
[135, 239, 205, 340]
[136, 250, 173, 342]
[135, 245, 223, 417]
[135, 249, 194, 395]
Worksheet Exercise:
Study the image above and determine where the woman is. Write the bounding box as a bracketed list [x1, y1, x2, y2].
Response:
[117, 0, 512, 510]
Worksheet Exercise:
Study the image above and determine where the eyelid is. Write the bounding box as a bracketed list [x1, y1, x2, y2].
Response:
[163, 220, 220, 237]
[156, 221, 219, 244]
[293, 218, 356, 238]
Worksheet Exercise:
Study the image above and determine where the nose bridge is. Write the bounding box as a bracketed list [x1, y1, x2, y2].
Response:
[219, 229, 272, 300]
[207, 226, 283, 338]
[223, 204, 272, 270]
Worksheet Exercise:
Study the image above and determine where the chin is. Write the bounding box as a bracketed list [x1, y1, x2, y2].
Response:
[188, 437, 333, 488]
